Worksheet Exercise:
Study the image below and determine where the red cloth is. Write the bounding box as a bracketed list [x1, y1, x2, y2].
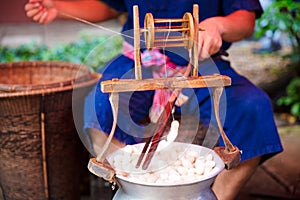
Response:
[122, 41, 190, 122]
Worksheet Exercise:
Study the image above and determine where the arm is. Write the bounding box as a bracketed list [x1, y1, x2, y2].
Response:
[198, 10, 256, 60]
[25, 0, 120, 24]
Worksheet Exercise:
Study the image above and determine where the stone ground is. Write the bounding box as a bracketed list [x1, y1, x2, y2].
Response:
[0, 19, 300, 200]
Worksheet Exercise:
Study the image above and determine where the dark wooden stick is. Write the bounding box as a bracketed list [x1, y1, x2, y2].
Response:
[136, 99, 175, 170]
[135, 136, 152, 168]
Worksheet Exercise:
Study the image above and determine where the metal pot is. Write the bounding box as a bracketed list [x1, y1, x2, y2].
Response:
[109, 143, 225, 200]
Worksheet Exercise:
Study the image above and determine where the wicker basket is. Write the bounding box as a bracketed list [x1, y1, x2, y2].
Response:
[0, 61, 100, 200]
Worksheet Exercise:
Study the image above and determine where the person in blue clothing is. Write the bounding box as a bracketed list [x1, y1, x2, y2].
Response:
[25, 0, 283, 199]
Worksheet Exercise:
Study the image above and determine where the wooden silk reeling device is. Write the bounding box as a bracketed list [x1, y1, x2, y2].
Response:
[88, 4, 241, 183]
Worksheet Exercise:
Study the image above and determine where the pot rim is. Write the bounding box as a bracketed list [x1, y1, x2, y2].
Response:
[110, 142, 225, 187]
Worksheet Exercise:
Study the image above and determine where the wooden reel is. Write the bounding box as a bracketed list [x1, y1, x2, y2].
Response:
[132, 4, 200, 80]
[143, 12, 194, 50]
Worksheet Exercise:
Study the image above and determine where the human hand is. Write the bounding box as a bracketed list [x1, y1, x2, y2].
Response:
[197, 17, 223, 60]
[24, 0, 58, 24]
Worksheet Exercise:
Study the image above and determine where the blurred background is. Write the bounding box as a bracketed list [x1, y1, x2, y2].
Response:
[0, 0, 299, 199]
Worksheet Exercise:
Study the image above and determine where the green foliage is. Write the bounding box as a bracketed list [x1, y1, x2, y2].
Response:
[0, 42, 48, 62]
[255, 0, 300, 119]
[255, 0, 300, 62]
[277, 77, 300, 120]
[0, 34, 123, 71]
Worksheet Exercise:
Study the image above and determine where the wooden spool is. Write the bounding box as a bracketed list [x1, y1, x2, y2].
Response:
[131, 4, 202, 82]
[143, 12, 194, 50]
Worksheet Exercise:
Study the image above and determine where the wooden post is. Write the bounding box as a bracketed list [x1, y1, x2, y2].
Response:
[192, 4, 199, 77]
[133, 5, 142, 80]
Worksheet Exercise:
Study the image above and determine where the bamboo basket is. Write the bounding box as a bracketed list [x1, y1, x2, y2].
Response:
[0, 61, 100, 200]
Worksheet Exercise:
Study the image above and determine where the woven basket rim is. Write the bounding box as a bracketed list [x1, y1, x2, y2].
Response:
[0, 61, 101, 97]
